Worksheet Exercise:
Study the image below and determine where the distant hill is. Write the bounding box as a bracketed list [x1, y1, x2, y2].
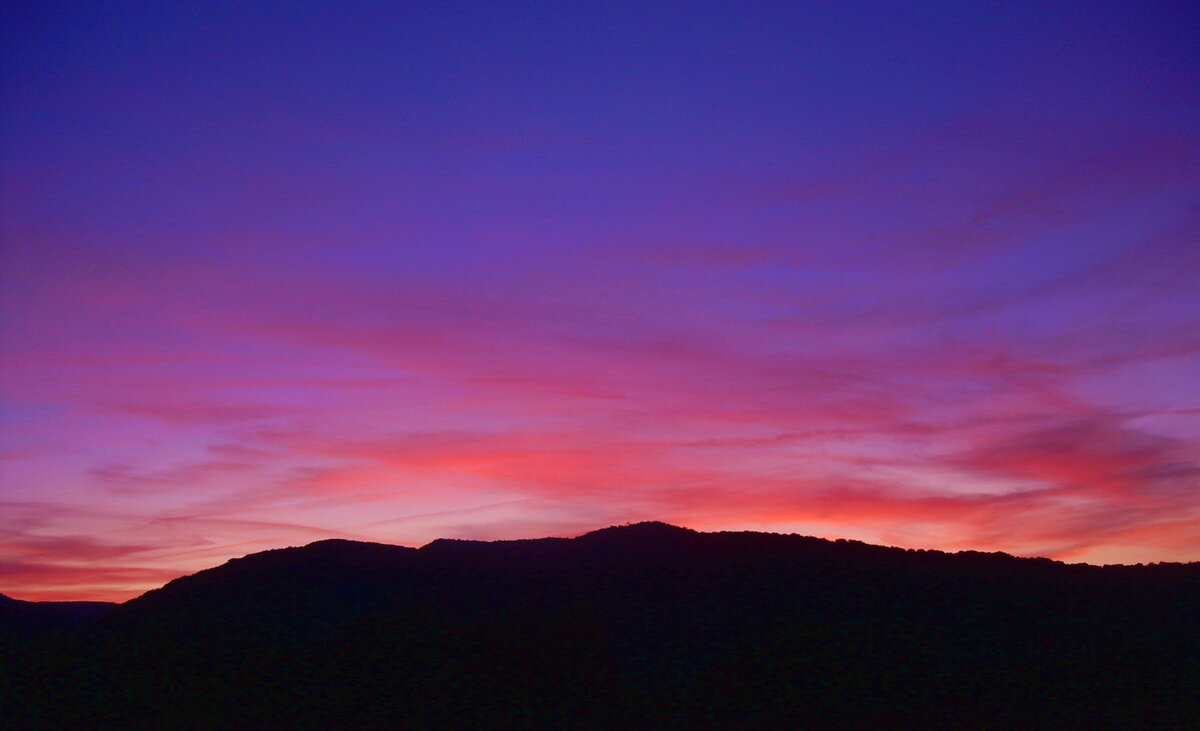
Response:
[0, 593, 115, 652]
[4, 523, 1198, 729]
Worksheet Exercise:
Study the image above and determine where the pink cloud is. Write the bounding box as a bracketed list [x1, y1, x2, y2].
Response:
[3, 121, 1196, 603]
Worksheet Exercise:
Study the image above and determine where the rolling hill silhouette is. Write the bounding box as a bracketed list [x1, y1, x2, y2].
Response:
[4, 522, 1198, 728]
[0, 593, 115, 652]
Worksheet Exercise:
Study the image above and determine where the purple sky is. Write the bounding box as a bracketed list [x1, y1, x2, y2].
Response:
[2, 1, 1198, 600]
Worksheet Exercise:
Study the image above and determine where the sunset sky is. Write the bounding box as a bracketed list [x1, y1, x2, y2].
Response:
[3, 1, 1198, 601]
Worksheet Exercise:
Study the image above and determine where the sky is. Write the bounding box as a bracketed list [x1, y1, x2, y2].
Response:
[2, 1, 1198, 601]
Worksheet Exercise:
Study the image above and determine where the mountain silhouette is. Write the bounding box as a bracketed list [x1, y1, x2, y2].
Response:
[0, 593, 115, 652]
[4, 523, 1198, 729]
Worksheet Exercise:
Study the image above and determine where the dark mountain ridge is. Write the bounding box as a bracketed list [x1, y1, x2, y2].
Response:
[5, 523, 1198, 729]
[0, 593, 115, 652]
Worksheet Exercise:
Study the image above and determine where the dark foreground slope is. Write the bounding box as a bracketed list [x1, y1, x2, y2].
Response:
[5, 523, 1199, 729]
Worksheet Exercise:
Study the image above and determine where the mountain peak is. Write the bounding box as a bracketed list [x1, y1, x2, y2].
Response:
[579, 521, 697, 541]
